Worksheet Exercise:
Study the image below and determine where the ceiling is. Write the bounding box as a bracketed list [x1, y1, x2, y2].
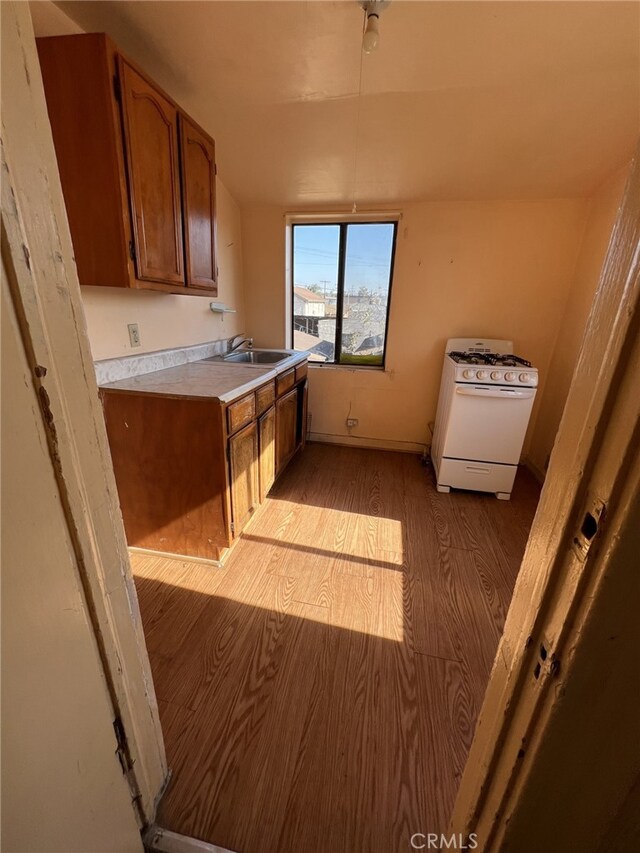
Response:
[34, 1, 640, 206]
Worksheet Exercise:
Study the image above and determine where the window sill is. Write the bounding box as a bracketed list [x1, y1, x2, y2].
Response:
[307, 362, 386, 372]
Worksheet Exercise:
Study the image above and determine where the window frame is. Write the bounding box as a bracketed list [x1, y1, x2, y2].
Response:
[290, 219, 398, 369]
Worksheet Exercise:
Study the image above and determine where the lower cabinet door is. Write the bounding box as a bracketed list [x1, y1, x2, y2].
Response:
[228, 421, 259, 535]
[276, 387, 298, 474]
[259, 405, 276, 502]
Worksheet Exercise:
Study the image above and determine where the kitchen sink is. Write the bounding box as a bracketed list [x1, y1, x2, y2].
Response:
[224, 350, 290, 364]
[203, 349, 291, 365]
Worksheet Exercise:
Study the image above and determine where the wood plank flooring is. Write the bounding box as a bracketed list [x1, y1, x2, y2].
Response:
[131, 444, 540, 853]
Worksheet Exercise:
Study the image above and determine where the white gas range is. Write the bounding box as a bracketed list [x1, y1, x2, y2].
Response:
[431, 338, 539, 500]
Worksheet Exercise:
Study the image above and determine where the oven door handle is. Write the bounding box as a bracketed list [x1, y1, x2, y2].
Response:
[456, 386, 536, 399]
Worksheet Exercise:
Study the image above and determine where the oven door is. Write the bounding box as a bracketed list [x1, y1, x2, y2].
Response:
[441, 384, 537, 465]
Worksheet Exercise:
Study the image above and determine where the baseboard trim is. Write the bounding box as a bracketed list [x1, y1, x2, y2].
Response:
[128, 546, 228, 568]
[143, 826, 235, 853]
[524, 458, 546, 485]
[309, 432, 426, 454]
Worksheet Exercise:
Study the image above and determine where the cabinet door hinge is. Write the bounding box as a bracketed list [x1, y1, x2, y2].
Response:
[113, 74, 121, 102]
[128, 240, 136, 261]
[230, 521, 235, 535]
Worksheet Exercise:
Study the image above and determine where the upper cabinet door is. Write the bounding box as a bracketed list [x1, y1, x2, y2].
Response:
[179, 115, 218, 292]
[119, 59, 184, 284]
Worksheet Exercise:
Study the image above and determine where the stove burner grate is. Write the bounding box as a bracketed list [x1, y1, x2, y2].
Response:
[449, 351, 532, 368]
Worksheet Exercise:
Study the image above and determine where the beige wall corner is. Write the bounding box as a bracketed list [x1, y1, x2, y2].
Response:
[243, 204, 289, 349]
[528, 164, 629, 475]
[451, 145, 640, 853]
[243, 199, 587, 449]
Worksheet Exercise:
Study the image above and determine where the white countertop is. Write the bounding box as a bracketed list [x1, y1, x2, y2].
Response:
[99, 350, 308, 403]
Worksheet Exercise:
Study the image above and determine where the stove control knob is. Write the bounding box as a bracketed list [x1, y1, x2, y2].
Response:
[491, 370, 502, 381]
[505, 371, 516, 382]
[463, 369, 475, 379]
[519, 372, 530, 383]
[477, 370, 488, 380]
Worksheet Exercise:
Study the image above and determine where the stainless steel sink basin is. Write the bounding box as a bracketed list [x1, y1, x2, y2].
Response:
[224, 350, 290, 364]
[203, 350, 291, 365]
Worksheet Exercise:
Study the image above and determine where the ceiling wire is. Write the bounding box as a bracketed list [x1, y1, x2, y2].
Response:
[351, 11, 366, 214]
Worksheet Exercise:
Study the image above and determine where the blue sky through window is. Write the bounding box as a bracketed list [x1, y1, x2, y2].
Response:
[294, 223, 394, 294]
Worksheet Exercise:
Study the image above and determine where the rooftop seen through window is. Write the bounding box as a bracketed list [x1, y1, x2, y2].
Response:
[292, 222, 397, 367]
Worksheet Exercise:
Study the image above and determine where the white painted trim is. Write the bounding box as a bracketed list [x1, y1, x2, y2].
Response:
[1, 3, 166, 823]
[285, 209, 402, 224]
[309, 432, 426, 454]
[144, 826, 236, 853]
[308, 362, 385, 372]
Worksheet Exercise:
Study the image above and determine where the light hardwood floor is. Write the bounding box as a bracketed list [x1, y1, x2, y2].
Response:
[131, 444, 540, 853]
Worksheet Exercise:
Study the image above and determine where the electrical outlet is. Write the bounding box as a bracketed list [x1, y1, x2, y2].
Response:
[346, 417, 359, 428]
[127, 323, 141, 348]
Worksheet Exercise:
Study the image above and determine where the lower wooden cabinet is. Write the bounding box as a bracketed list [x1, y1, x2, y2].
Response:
[276, 387, 298, 474]
[228, 421, 259, 534]
[101, 392, 229, 560]
[258, 405, 276, 503]
[101, 360, 308, 561]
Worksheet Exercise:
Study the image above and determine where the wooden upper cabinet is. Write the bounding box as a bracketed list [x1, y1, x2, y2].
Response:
[179, 115, 218, 292]
[119, 59, 184, 285]
[36, 34, 132, 289]
[36, 33, 218, 297]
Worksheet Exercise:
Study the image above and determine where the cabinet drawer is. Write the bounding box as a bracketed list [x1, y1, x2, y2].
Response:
[295, 362, 308, 383]
[255, 381, 275, 416]
[227, 393, 255, 435]
[276, 369, 296, 397]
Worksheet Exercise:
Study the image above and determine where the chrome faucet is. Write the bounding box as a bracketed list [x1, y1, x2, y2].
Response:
[228, 334, 254, 353]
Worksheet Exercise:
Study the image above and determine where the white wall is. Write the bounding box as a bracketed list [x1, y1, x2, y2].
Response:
[243, 199, 588, 452]
[528, 165, 628, 476]
[30, 0, 247, 362]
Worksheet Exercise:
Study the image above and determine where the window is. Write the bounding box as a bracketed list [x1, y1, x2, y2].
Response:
[292, 221, 397, 366]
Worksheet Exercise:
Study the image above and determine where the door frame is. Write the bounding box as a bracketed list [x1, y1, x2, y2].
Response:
[6, 0, 639, 842]
[451, 144, 640, 846]
[2, 1, 167, 825]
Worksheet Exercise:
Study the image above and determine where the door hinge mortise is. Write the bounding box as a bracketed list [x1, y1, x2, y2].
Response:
[113, 716, 145, 824]
[129, 240, 136, 262]
[113, 715, 132, 775]
[572, 496, 606, 561]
